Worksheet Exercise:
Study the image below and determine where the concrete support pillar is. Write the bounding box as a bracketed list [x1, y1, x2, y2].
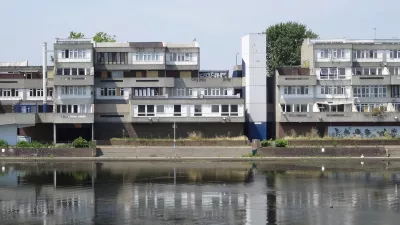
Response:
[91, 123, 94, 141]
[53, 169, 57, 187]
[53, 123, 56, 144]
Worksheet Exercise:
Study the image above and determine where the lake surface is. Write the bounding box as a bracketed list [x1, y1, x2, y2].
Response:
[0, 160, 400, 225]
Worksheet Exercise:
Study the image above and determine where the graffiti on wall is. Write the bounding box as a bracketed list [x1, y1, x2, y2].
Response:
[328, 126, 400, 138]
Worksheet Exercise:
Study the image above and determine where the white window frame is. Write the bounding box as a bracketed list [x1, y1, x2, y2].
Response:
[176, 88, 185, 96]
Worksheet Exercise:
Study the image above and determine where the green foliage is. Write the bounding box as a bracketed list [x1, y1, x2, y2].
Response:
[72, 137, 90, 148]
[261, 139, 273, 147]
[16, 141, 54, 148]
[266, 21, 318, 75]
[69, 31, 85, 39]
[93, 32, 116, 42]
[275, 139, 289, 147]
[0, 139, 8, 148]
[16, 141, 31, 148]
[371, 106, 386, 116]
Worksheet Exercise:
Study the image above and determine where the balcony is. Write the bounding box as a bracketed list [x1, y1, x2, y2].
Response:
[95, 77, 175, 88]
[280, 112, 400, 123]
[0, 113, 36, 126]
[54, 75, 94, 86]
[174, 78, 243, 88]
[131, 112, 244, 123]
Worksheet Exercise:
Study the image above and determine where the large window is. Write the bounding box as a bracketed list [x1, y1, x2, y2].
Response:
[355, 103, 386, 112]
[169, 53, 195, 62]
[319, 49, 346, 59]
[221, 105, 239, 116]
[0, 89, 19, 97]
[390, 50, 400, 59]
[29, 89, 43, 97]
[318, 104, 345, 112]
[353, 86, 387, 97]
[211, 105, 220, 113]
[283, 86, 308, 95]
[60, 86, 87, 96]
[133, 88, 160, 97]
[56, 104, 91, 113]
[353, 50, 378, 59]
[133, 52, 162, 62]
[175, 88, 185, 97]
[352, 67, 382, 75]
[57, 68, 90, 76]
[320, 86, 346, 95]
[97, 52, 128, 64]
[211, 88, 220, 96]
[61, 49, 88, 59]
[281, 104, 308, 112]
[319, 67, 346, 79]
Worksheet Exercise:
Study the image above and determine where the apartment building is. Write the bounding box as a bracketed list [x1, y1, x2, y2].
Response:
[275, 38, 400, 138]
[0, 37, 249, 144]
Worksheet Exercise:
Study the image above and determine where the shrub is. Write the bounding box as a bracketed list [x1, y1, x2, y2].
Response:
[187, 131, 203, 140]
[275, 139, 288, 147]
[261, 139, 273, 147]
[288, 129, 297, 138]
[72, 137, 90, 148]
[306, 127, 320, 139]
[0, 139, 8, 148]
[16, 141, 31, 148]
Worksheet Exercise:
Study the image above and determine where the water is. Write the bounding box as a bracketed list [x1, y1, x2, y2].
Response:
[0, 160, 400, 225]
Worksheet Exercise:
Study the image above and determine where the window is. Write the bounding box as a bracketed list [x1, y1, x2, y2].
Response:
[211, 105, 219, 113]
[392, 86, 400, 98]
[63, 68, 70, 75]
[319, 49, 346, 59]
[221, 105, 229, 116]
[170, 52, 194, 62]
[203, 88, 209, 96]
[176, 88, 185, 96]
[157, 105, 164, 114]
[293, 104, 308, 112]
[283, 86, 309, 95]
[29, 89, 43, 97]
[320, 86, 346, 95]
[188, 88, 193, 96]
[223, 89, 228, 95]
[133, 88, 159, 97]
[194, 105, 202, 116]
[97, 52, 127, 64]
[353, 50, 378, 59]
[174, 105, 182, 116]
[61, 50, 69, 59]
[147, 105, 155, 116]
[48, 88, 53, 97]
[78, 68, 85, 75]
[120, 88, 124, 96]
[0, 89, 18, 97]
[281, 104, 292, 112]
[108, 88, 116, 96]
[98, 52, 105, 63]
[60, 86, 87, 96]
[390, 50, 400, 59]
[211, 88, 221, 96]
[356, 103, 386, 112]
[230, 105, 238, 116]
[138, 105, 146, 116]
[320, 67, 346, 79]
[353, 68, 382, 76]
[71, 68, 78, 75]
[353, 86, 387, 97]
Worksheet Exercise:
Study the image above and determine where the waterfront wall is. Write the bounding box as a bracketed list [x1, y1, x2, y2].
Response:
[0, 148, 95, 157]
[287, 139, 400, 146]
[258, 147, 386, 157]
[94, 139, 250, 146]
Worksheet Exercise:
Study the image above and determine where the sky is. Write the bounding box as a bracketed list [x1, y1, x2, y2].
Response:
[0, 0, 399, 70]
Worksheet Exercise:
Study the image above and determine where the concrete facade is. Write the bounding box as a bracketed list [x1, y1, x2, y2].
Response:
[0, 37, 247, 144]
[276, 38, 400, 138]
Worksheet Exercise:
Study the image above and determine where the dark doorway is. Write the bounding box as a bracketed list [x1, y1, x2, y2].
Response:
[56, 124, 92, 143]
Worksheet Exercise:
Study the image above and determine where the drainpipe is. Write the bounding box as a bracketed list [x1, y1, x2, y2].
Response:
[42, 42, 48, 112]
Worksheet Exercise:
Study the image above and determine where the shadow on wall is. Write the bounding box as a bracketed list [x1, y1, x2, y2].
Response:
[94, 123, 245, 140]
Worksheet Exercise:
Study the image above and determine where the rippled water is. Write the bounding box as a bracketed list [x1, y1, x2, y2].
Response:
[1, 160, 400, 224]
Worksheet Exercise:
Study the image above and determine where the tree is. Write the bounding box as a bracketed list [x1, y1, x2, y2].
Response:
[93, 32, 116, 43]
[265, 22, 318, 75]
[69, 31, 85, 39]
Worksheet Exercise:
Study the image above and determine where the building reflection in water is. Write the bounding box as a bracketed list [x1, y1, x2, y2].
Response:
[0, 162, 400, 224]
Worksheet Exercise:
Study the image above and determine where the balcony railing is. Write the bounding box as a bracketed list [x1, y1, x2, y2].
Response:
[318, 74, 348, 80]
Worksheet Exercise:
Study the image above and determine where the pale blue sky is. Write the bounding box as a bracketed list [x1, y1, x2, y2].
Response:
[0, 0, 398, 70]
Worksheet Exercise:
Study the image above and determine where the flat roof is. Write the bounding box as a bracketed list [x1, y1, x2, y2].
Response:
[309, 39, 400, 45]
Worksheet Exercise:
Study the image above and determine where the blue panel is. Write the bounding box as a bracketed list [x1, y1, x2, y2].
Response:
[248, 122, 267, 141]
[242, 59, 246, 77]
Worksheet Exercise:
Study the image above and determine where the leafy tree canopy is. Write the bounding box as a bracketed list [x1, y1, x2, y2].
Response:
[266, 22, 318, 75]
[68, 31, 116, 42]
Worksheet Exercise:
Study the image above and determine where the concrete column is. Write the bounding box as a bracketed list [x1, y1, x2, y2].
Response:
[53, 123, 56, 144]
[53, 169, 56, 187]
[91, 123, 94, 141]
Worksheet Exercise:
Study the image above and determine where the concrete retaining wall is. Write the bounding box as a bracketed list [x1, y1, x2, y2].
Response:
[287, 139, 400, 146]
[258, 147, 387, 157]
[0, 148, 96, 157]
[95, 139, 250, 146]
